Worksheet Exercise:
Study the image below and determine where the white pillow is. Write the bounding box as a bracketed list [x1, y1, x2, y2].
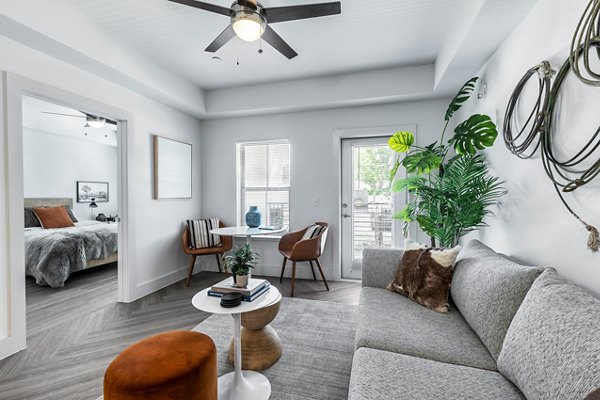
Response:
[187, 218, 222, 249]
[301, 224, 324, 241]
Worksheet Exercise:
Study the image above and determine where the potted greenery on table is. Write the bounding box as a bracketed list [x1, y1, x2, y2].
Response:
[223, 244, 259, 288]
[388, 77, 507, 248]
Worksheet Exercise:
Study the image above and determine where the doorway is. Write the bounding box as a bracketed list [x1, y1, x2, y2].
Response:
[340, 137, 404, 279]
[21, 95, 123, 328]
[0, 74, 132, 360]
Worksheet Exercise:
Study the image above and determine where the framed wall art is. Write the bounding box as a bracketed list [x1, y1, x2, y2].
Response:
[153, 135, 192, 199]
[77, 181, 109, 203]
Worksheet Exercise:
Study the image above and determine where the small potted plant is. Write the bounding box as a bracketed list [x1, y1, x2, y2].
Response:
[223, 244, 259, 288]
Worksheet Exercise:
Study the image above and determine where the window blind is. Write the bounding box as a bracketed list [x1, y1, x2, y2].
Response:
[237, 140, 290, 228]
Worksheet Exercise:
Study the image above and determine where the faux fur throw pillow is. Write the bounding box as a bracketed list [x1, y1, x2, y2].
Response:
[387, 242, 461, 313]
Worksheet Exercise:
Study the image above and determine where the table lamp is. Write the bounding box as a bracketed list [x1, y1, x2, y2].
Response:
[89, 198, 98, 220]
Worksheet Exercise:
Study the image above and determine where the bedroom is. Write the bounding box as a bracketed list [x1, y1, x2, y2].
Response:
[22, 95, 119, 295]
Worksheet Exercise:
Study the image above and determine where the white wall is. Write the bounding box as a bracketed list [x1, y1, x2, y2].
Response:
[200, 99, 450, 280]
[0, 72, 9, 343]
[23, 129, 118, 219]
[0, 36, 203, 359]
[458, 0, 600, 294]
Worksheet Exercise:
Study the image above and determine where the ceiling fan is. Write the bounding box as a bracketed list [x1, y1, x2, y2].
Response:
[168, 0, 342, 59]
[41, 111, 117, 128]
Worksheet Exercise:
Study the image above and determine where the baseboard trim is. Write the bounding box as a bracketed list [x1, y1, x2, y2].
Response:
[132, 266, 188, 302]
[130, 259, 338, 302]
[201, 262, 335, 281]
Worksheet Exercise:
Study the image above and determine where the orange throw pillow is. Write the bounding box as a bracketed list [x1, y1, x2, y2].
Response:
[33, 206, 75, 229]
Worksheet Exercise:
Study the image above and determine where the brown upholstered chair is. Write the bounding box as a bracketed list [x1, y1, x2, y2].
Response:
[182, 221, 232, 287]
[104, 331, 217, 400]
[278, 222, 330, 297]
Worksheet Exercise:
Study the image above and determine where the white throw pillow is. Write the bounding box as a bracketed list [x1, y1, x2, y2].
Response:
[187, 218, 222, 249]
[301, 224, 324, 241]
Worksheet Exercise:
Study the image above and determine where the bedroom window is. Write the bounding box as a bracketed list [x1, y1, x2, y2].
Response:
[236, 139, 290, 228]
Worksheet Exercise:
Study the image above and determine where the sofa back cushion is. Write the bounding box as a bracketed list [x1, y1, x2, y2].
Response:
[451, 240, 544, 360]
[497, 269, 600, 400]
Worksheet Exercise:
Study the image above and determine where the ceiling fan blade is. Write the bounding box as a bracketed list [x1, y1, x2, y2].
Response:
[42, 111, 117, 126]
[41, 111, 85, 118]
[264, 2, 341, 23]
[205, 25, 236, 52]
[167, 0, 232, 16]
[262, 26, 298, 59]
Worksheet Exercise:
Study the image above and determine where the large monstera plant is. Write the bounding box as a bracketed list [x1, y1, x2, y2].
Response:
[389, 77, 506, 248]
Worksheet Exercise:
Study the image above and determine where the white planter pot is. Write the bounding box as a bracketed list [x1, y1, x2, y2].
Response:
[235, 274, 249, 288]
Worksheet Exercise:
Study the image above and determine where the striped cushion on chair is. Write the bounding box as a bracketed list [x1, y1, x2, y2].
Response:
[301, 224, 324, 241]
[187, 218, 222, 249]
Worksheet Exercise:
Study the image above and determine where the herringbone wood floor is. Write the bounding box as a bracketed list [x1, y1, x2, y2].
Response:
[0, 263, 360, 400]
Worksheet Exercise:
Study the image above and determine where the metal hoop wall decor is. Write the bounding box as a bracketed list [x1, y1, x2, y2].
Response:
[543, 39, 600, 194]
[503, 61, 553, 159]
[570, 0, 600, 86]
[501, 38, 600, 252]
[543, 40, 600, 252]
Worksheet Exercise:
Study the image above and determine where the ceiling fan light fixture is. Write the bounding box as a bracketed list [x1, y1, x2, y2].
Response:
[86, 115, 106, 129]
[231, 6, 266, 42]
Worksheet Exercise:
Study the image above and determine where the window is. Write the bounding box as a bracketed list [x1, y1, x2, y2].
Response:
[237, 140, 290, 228]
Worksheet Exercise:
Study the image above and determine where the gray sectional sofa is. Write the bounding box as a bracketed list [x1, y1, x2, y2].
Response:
[348, 239, 600, 400]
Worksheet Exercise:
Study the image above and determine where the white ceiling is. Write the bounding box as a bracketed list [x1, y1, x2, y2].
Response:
[66, 0, 464, 89]
[0, 0, 539, 117]
[22, 96, 118, 147]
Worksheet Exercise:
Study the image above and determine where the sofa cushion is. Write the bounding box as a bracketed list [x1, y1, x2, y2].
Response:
[362, 248, 404, 289]
[356, 287, 496, 371]
[348, 347, 524, 400]
[451, 240, 545, 360]
[497, 269, 600, 400]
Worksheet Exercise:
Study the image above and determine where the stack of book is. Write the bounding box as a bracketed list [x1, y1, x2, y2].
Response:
[208, 277, 270, 302]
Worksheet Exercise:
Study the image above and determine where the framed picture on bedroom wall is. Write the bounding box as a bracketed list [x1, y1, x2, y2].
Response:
[77, 181, 109, 203]
[153, 135, 192, 199]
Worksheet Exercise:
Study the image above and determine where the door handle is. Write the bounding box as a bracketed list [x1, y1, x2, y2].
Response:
[342, 213, 351, 218]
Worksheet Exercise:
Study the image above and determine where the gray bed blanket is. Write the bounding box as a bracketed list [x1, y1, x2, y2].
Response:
[25, 222, 118, 287]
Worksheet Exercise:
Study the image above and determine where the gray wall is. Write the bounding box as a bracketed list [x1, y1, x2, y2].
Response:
[458, 0, 600, 294]
[23, 129, 118, 219]
[0, 35, 203, 301]
[200, 98, 450, 280]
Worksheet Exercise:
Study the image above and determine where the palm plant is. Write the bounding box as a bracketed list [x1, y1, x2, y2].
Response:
[389, 77, 506, 248]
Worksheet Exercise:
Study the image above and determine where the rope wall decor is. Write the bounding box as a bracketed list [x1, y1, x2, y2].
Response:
[543, 39, 600, 252]
[503, 61, 553, 159]
[501, 0, 600, 252]
[570, 0, 600, 85]
[544, 39, 600, 194]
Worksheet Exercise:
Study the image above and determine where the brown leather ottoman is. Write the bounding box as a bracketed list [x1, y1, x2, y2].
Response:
[104, 331, 217, 400]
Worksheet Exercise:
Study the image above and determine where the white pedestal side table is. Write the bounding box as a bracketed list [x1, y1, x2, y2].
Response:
[192, 286, 282, 400]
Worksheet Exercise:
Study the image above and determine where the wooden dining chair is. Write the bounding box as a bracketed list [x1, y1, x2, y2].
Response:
[278, 222, 330, 297]
[182, 221, 232, 287]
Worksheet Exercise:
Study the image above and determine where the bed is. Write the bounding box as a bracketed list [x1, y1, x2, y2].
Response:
[24, 198, 118, 287]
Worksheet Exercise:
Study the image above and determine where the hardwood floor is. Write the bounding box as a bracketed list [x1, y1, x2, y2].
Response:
[0, 264, 361, 400]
